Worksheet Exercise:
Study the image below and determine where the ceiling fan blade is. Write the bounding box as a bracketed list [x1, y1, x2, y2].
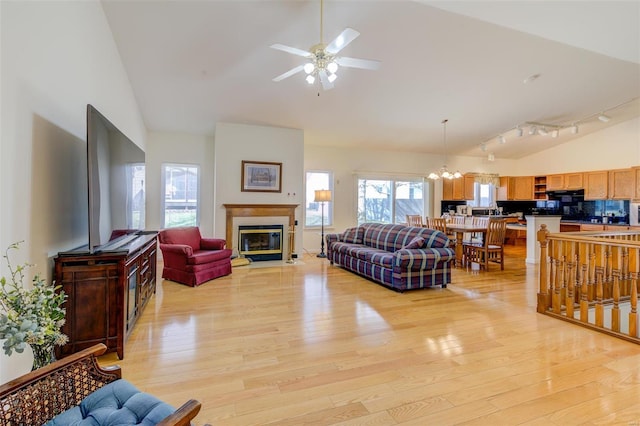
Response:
[270, 44, 312, 58]
[335, 56, 381, 70]
[325, 28, 360, 55]
[318, 70, 334, 91]
[272, 65, 305, 82]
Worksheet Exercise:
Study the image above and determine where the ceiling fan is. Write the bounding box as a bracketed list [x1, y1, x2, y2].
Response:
[270, 0, 381, 91]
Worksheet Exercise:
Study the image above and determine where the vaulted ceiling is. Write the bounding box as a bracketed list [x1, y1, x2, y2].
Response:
[101, 0, 640, 159]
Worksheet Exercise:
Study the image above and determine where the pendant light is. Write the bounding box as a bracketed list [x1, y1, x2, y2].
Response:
[428, 119, 462, 180]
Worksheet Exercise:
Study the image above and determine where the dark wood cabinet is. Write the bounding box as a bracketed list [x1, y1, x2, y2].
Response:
[54, 233, 157, 359]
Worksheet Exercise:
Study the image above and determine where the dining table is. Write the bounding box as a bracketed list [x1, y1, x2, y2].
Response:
[446, 223, 489, 267]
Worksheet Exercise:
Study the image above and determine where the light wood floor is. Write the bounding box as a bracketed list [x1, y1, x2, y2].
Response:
[100, 246, 640, 425]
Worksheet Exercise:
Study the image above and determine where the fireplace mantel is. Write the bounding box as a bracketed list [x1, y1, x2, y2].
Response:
[223, 204, 298, 251]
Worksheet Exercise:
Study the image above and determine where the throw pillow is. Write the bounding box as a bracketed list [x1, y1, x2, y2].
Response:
[342, 227, 363, 244]
[402, 236, 425, 250]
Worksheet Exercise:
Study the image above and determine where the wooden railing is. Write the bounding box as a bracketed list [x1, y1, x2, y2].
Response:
[537, 225, 640, 343]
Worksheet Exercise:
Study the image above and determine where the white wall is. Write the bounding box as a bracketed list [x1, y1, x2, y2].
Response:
[145, 132, 215, 235]
[0, 1, 146, 278]
[213, 123, 304, 255]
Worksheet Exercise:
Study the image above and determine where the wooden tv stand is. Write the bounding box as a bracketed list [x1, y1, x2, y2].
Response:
[54, 232, 158, 359]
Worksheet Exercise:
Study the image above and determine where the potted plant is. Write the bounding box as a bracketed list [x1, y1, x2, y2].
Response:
[0, 242, 68, 370]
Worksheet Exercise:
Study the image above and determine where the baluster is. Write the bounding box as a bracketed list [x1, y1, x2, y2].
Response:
[588, 243, 596, 302]
[580, 250, 589, 323]
[612, 270, 620, 332]
[566, 241, 576, 319]
[630, 248, 639, 338]
[553, 243, 563, 315]
[594, 244, 605, 327]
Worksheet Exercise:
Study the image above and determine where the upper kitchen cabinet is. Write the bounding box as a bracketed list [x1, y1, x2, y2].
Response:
[546, 173, 583, 191]
[497, 176, 534, 201]
[442, 174, 475, 201]
[584, 171, 608, 200]
[635, 167, 640, 201]
[608, 168, 635, 200]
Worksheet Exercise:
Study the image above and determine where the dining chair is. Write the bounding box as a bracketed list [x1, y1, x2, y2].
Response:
[463, 217, 507, 270]
[427, 217, 447, 233]
[406, 214, 424, 227]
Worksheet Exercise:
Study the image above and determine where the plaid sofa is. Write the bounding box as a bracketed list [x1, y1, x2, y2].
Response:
[325, 223, 454, 292]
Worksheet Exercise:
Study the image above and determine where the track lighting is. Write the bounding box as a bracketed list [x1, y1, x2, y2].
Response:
[488, 153, 495, 162]
[478, 97, 637, 155]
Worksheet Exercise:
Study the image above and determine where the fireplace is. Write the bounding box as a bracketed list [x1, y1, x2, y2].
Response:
[238, 225, 283, 261]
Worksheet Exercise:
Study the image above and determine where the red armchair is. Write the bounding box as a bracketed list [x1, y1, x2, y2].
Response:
[158, 227, 232, 287]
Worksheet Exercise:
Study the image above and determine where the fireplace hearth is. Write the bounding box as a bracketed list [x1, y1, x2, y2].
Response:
[238, 225, 283, 261]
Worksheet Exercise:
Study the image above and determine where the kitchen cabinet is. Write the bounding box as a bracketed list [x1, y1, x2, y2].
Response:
[513, 176, 534, 200]
[584, 171, 608, 200]
[497, 176, 534, 201]
[633, 167, 640, 201]
[608, 168, 634, 200]
[534, 176, 547, 200]
[442, 175, 475, 201]
[546, 173, 583, 191]
[581, 224, 605, 231]
[560, 223, 581, 232]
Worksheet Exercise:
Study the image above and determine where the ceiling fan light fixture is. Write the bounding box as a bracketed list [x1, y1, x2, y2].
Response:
[303, 63, 315, 74]
[327, 61, 338, 74]
[327, 73, 337, 83]
[306, 74, 315, 84]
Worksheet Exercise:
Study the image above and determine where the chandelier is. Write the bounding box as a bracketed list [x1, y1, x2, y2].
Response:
[428, 119, 462, 180]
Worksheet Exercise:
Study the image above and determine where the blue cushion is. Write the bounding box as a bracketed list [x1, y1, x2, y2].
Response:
[45, 379, 175, 426]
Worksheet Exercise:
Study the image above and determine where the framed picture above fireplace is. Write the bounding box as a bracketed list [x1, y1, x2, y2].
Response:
[241, 160, 282, 192]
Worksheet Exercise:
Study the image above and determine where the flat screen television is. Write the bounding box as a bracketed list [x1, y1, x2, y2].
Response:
[87, 104, 145, 252]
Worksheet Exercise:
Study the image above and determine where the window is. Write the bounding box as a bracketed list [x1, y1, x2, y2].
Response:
[162, 164, 199, 228]
[467, 182, 495, 208]
[305, 171, 333, 227]
[127, 164, 145, 229]
[357, 177, 425, 225]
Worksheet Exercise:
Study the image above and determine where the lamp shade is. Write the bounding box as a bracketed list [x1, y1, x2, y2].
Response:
[314, 189, 332, 202]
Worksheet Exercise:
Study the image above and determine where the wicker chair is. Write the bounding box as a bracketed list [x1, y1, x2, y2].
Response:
[463, 218, 507, 270]
[0, 344, 207, 426]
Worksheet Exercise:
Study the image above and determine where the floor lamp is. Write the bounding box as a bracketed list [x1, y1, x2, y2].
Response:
[315, 189, 332, 258]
